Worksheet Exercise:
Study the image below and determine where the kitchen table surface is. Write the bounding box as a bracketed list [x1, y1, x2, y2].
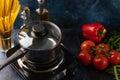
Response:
[0, 30, 23, 80]
[0, 52, 23, 80]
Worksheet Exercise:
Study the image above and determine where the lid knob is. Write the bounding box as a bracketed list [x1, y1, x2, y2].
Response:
[37, 0, 45, 5]
[31, 23, 47, 38]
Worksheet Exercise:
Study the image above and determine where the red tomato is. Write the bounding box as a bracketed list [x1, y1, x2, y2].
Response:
[93, 55, 108, 70]
[108, 50, 120, 65]
[81, 40, 95, 52]
[78, 51, 92, 66]
[95, 43, 110, 55]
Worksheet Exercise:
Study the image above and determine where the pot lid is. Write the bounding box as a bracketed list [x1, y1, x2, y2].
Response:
[18, 21, 62, 51]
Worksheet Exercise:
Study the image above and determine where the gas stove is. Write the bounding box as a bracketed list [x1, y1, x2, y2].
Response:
[6, 44, 78, 80]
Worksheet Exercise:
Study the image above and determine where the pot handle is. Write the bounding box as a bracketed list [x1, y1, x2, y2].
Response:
[0, 48, 27, 70]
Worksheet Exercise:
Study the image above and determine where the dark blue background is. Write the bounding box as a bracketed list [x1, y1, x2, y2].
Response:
[15, 0, 120, 30]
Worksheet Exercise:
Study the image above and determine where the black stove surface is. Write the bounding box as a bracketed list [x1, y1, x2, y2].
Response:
[6, 44, 78, 80]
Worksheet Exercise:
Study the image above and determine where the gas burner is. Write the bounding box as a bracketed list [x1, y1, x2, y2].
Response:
[7, 44, 78, 80]
[17, 49, 64, 73]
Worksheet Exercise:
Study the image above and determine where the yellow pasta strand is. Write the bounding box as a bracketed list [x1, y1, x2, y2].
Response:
[0, 0, 20, 33]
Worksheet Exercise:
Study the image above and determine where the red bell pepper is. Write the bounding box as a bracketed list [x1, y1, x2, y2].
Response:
[82, 23, 107, 43]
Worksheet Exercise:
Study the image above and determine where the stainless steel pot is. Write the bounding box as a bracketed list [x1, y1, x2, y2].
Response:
[0, 21, 62, 70]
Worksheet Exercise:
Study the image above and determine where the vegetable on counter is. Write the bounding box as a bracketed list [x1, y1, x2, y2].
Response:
[93, 54, 109, 70]
[78, 51, 93, 66]
[78, 40, 95, 66]
[80, 40, 95, 52]
[108, 50, 120, 65]
[104, 30, 120, 52]
[77, 39, 120, 70]
[103, 30, 120, 80]
[82, 23, 107, 43]
[95, 43, 110, 56]
[78, 26, 120, 80]
[105, 65, 120, 80]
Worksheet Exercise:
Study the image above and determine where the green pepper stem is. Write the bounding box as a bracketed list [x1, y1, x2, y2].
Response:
[98, 29, 107, 36]
[103, 29, 107, 34]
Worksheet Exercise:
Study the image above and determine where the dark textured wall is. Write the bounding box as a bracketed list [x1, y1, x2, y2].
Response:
[15, 0, 120, 30]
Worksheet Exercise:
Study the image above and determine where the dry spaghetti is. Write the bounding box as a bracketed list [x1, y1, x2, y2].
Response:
[0, 0, 20, 51]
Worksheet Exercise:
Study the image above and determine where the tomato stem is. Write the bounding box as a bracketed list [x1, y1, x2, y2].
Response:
[104, 50, 111, 57]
